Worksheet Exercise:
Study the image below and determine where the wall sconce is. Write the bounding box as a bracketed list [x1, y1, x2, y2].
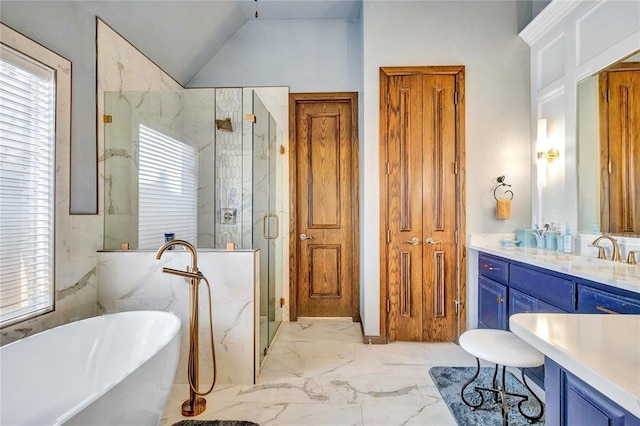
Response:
[536, 119, 560, 188]
[536, 119, 559, 163]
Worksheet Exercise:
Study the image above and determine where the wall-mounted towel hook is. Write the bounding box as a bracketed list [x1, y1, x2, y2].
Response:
[493, 176, 514, 201]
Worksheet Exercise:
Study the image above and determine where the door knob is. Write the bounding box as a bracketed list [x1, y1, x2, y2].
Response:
[425, 237, 443, 246]
[403, 237, 420, 245]
[299, 233, 314, 240]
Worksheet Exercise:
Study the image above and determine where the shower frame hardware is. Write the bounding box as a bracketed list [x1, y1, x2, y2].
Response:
[262, 213, 279, 239]
[155, 240, 217, 417]
[493, 176, 514, 201]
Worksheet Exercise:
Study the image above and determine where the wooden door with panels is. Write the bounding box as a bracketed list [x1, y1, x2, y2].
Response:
[289, 93, 360, 321]
[599, 63, 640, 235]
[380, 66, 466, 342]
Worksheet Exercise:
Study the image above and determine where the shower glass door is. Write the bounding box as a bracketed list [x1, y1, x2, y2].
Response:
[252, 92, 283, 364]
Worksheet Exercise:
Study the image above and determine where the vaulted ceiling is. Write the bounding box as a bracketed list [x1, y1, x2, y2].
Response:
[76, 0, 362, 85]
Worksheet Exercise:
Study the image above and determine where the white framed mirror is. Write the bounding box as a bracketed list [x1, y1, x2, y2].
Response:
[577, 50, 640, 237]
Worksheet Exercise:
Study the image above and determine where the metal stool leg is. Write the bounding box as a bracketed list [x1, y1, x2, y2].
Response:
[492, 363, 500, 402]
[460, 357, 485, 410]
[516, 369, 544, 423]
[499, 365, 508, 426]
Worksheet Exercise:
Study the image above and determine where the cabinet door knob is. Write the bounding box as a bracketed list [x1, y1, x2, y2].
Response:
[496, 296, 504, 303]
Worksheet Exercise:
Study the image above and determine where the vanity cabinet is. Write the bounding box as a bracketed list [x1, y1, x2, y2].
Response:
[478, 252, 640, 319]
[478, 275, 508, 330]
[477, 251, 640, 388]
[545, 358, 640, 426]
[478, 254, 509, 330]
[577, 284, 640, 315]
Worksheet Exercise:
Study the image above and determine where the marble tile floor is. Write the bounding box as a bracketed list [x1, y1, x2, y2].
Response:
[160, 318, 479, 426]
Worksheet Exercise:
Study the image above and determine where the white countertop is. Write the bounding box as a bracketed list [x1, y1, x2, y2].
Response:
[470, 234, 640, 294]
[510, 313, 640, 418]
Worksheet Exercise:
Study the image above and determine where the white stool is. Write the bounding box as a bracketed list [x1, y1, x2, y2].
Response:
[459, 329, 545, 425]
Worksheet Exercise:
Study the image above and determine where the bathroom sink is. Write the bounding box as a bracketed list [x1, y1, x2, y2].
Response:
[567, 256, 637, 271]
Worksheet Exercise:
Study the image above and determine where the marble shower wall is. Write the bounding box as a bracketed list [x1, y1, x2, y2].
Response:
[97, 18, 184, 249]
[0, 24, 100, 346]
[96, 250, 260, 385]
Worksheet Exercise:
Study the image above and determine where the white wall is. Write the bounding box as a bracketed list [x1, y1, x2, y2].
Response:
[362, 0, 532, 336]
[188, 19, 362, 92]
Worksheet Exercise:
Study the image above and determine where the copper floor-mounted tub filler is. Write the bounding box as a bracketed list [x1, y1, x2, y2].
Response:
[156, 240, 217, 417]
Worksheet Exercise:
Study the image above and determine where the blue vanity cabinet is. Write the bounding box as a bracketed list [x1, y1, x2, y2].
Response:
[577, 282, 640, 314]
[545, 358, 640, 426]
[478, 275, 508, 330]
[508, 288, 567, 318]
[478, 254, 509, 330]
[509, 264, 575, 312]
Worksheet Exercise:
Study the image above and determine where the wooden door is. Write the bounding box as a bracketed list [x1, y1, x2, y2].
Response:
[599, 64, 640, 235]
[289, 93, 359, 320]
[381, 67, 465, 342]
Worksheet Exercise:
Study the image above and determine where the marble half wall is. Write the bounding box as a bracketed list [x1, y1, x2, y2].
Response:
[96, 249, 260, 385]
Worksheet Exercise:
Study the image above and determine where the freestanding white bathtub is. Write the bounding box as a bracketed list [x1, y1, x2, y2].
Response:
[0, 311, 180, 426]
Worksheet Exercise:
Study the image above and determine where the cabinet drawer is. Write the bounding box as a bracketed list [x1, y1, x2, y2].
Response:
[510, 265, 575, 312]
[478, 255, 509, 284]
[577, 285, 640, 314]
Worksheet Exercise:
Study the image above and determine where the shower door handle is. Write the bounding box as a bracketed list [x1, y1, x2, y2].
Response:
[299, 233, 314, 241]
[262, 214, 279, 240]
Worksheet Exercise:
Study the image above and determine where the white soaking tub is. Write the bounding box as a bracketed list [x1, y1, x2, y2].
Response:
[0, 311, 180, 426]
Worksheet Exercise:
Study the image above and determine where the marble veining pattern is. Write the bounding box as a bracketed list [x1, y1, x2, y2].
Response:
[160, 319, 477, 425]
[96, 250, 259, 385]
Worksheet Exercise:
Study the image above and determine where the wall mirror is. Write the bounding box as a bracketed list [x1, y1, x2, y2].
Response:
[577, 49, 640, 237]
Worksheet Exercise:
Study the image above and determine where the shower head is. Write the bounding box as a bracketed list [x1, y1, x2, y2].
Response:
[215, 118, 233, 132]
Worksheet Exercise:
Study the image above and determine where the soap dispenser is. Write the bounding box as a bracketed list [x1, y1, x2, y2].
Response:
[562, 224, 573, 254]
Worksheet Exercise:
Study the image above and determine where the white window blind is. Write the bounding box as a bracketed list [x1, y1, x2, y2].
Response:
[0, 45, 55, 327]
[138, 124, 197, 249]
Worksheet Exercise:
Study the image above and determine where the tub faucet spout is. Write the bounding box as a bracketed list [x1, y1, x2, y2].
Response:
[156, 239, 198, 273]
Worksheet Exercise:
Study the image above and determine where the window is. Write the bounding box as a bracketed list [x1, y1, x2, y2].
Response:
[138, 124, 197, 249]
[0, 44, 56, 327]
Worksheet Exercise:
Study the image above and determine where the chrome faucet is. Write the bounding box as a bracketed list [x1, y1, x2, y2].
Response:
[589, 235, 621, 262]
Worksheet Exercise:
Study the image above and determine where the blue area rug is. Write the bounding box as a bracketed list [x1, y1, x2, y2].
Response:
[429, 366, 545, 426]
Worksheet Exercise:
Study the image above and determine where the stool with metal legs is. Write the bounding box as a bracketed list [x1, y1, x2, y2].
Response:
[459, 329, 545, 425]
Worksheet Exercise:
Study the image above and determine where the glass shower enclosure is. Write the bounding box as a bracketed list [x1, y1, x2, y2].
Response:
[103, 87, 284, 366]
[248, 91, 284, 363]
